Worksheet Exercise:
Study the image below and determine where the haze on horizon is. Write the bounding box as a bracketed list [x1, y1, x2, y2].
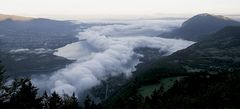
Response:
[0, 0, 239, 20]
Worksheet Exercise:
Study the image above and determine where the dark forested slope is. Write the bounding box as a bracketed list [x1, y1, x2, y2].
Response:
[105, 26, 240, 109]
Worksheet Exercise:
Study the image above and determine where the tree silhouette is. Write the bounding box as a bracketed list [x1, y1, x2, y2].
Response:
[84, 95, 100, 109]
[62, 93, 81, 109]
[41, 91, 49, 109]
[9, 78, 42, 109]
[0, 61, 6, 90]
[70, 93, 81, 109]
[48, 91, 63, 109]
[0, 61, 7, 107]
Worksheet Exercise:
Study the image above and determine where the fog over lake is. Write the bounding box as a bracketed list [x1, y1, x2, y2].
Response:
[32, 19, 194, 95]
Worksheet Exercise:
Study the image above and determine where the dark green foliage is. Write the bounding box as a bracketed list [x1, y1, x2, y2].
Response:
[0, 61, 6, 88]
[48, 91, 63, 109]
[0, 63, 85, 109]
[41, 91, 49, 109]
[84, 95, 92, 109]
[62, 93, 82, 109]
[104, 26, 240, 109]
[9, 78, 42, 109]
[0, 61, 7, 105]
[162, 71, 240, 108]
[106, 72, 240, 109]
[125, 91, 143, 109]
[84, 95, 101, 109]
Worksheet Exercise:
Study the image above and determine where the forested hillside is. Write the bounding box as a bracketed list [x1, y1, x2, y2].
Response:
[104, 26, 240, 109]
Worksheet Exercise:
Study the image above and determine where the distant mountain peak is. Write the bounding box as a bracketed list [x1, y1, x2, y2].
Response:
[160, 13, 240, 41]
[182, 13, 235, 27]
[193, 13, 225, 18]
[0, 14, 33, 21]
[198, 13, 231, 20]
[197, 13, 211, 16]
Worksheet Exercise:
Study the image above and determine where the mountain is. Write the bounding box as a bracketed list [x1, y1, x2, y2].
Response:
[125, 26, 240, 78]
[0, 18, 75, 34]
[104, 26, 240, 109]
[0, 14, 33, 21]
[159, 13, 240, 41]
[162, 26, 240, 73]
[0, 14, 79, 76]
[0, 14, 79, 50]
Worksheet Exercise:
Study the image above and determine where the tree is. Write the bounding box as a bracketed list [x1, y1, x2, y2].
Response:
[9, 78, 42, 109]
[48, 91, 63, 109]
[126, 92, 143, 109]
[0, 61, 6, 90]
[84, 95, 99, 109]
[42, 91, 49, 109]
[70, 93, 81, 109]
[0, 61, 7, 106]
[62, 93, 81, 109]
[84, 95, 92, 109]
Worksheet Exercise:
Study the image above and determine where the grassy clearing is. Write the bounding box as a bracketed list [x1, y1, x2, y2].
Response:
[139, 76, 185, 97]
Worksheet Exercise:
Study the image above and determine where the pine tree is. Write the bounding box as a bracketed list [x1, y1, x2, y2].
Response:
[42, 91, 49, 109]
[84, 95, 96, 109]
[10, 78, 42, 109]
[83, 95, 102, 109]
[62, 93, 81, 109]
[0, 61, 6, 90]
[70, 93, 81, 109]
[48, 91, 63, 109]
[84, 95, 91, 109]
[0, 61, 6, 107]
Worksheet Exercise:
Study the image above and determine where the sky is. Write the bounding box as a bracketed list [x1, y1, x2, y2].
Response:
[0, 0, 239, 19]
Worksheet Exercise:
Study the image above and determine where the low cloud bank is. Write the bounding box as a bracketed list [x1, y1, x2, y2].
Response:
[32, 20, 194, 95]
[9, 48, 54, 54]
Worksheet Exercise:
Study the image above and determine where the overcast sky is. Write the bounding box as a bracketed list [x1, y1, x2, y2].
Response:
[0, 0, 239, 19]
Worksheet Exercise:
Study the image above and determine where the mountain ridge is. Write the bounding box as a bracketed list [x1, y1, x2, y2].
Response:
[0, 14, 34, 21]
[159, 13, 240, 41]
[104, 25, 240, 109]
[0, 14, 79, 76]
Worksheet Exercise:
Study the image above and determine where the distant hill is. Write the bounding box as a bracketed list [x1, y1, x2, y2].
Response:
[165, 26, 240, 72]
[159, 13, 240, 41]
[0, 14, 79, 76]
[0, 17, 77, 36]
[133, 26, 240, 78]
[0, 14, 33, 21]
[104, 26, 240, 109]
[0, 14, 78, 50]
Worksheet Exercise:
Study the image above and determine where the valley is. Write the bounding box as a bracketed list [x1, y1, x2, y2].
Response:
[0, 13, 240, 109]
